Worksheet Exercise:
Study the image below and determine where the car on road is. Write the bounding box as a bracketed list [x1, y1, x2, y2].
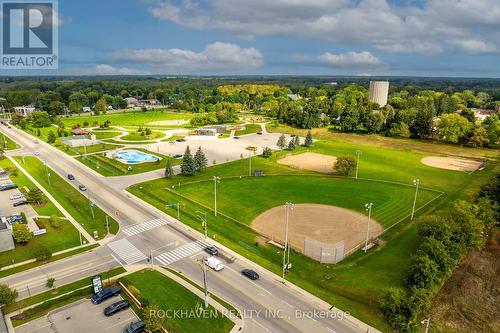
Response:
[122, 320, 145, 333]
[104, 300, 130, 316]
[91, 286, 121, 304]
[169, 140, 176, 144]
[172, 154, 183, 159]
[257, 132, 263, 135]
[10, 193, 24, 200]
[241, 269, 260, 280]
[204, 246, 218, 256]
[7, 126, 11, 129]
[78, 184, 87, 191]
[204, 256, 224, 271]
[34, 140, 39, 144]
[13, 200, 29, 207]
[67, 174, 75, 180]
[233, 136, 240, 139]
[34, 151, 40, 156]
[175, 138, 187, 142]
[0, 183, 18, 191]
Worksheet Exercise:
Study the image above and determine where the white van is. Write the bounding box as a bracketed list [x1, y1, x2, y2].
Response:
[204, 257, 224, 271]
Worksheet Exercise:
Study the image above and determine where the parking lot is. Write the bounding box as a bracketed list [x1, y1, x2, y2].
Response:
[0, 175, 38, 230]
[15, 297, 139, 333]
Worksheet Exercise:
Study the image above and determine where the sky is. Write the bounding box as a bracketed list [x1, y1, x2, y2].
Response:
[2, 0, 500, 77]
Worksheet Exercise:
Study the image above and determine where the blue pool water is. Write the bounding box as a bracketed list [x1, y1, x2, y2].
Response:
[114, 150, 159, 164]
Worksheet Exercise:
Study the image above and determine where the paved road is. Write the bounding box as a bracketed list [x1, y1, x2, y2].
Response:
[0, 125, 374, 333]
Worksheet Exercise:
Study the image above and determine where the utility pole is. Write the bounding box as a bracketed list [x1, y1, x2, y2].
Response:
[88, 191, 95, 219]
[213, 176, 220, 216]
[421, 319, 430, 333]
[201, 257, 209, 308]
[355, 150, 362, 179]
[282, 202, 293, 281]
[44, 159, 51, 186]
[364, 203, 373, 253]
[79, 231, 82, 246]
[411, 179, 420, 220]
[196, 211, 208, 239]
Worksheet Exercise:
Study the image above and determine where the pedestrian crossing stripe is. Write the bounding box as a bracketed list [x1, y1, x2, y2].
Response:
[154, 240, 207, 266]
[122, 218, 168, 236]
[108, 238, 148, 265]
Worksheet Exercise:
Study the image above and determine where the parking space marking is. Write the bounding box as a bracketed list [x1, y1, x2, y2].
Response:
[108, 238, 147, 265]
[122, 218, 168, 236]
[154, 240, 207, 266]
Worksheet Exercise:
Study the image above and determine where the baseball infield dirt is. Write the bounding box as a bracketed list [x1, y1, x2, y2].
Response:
[251, 203, 383, 254]
[421, 156, 483, 172]
[277, 152, 337, 174]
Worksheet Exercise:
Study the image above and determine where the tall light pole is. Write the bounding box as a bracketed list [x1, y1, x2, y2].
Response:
[213, 176, 220, 216]
[248, 150, 252, 177]
[355, 150, 362, 179]
[44, 159, 51, 186]
[411, 179, 420, 220]
[201, 257, 209, 308]
[167, 202, 180, 220]
[421, 319, 430, 333]
[282, 202, 294, 281]
[364, 203, 373, 253]
[196, 211, 208, 239]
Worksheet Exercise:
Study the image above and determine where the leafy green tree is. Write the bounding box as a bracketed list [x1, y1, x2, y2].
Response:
[68, 101, 81, 114]
[47, 130, 56, 144]
[94, 98, 107, 115]
[25, 188, 43, 205]
[164, 159, 173, 178]
[12, 224, 32, 243]
[194, 146, 208, 172]
[46, 277, 56, 288]
[262, 147, 272, 158]
[293, 135, 300, 147]
[29, 111, 52, 128]
[406, 254, 440, 289]
[304, 131, 313, 147]
[380, 288, 412, 332]
[276, 134, 286, 149]
[468, 127, 489, 147]
[0, 284, 18, 306]
[31, 245, 53, 261]
[388, 122, 410, 138]
[436, 113, 472, 143]
[180, 146, 196, 176]
[287, 138, 295, 150]
[460, 108, 476, 123]
[333, 156, 357, 176]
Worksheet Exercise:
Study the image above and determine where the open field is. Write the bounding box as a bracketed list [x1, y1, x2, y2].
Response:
[13, 156, 119, 237]
[278, 152, 337, 173]
[59, 110, 194, 128]
[92, 131, 122, 140]
[119, 269, 234, 333]
[119, 130, 165, 141]
[129, 131, 499, 331]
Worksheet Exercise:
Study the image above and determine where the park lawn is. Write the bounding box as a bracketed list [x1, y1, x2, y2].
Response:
[120, 269, 234, 333]
[71, 143, 122, 155]
[93, 131, 122, 140]
[0, 158, 62, 217]
[0, 218, 82, 269]
[120, 131, 165, 141]
[60, 110, 194, 128]
[13, 156, 119, 237]
[1, 132, 20, 150]
[234, 124, 261, 136]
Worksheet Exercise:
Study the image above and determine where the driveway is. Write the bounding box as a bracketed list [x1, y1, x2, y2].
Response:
[15, 297, 138, 333]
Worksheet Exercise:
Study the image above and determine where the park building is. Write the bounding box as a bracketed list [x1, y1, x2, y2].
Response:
[368, 81, 389, 107]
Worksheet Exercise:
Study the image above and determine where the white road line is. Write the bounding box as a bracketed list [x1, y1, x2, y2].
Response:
[282, 300, 294, 308]
[326, 327, 337, 333]
[122, 218, 168, 236]
[154, 240, 207, 266]
[108, 239, 147, 265]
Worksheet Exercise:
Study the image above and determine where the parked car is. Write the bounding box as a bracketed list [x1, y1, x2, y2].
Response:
[34, 140, 39, 144]
[241, 269, 260, 280]
[204, 246, 218, 256]
[34, 151, 40, 156]
[0, 183, 18, 191]
[203, 256, 224, 271]
[67, 174, 75, 180]
[78, 184, 87, 191]
[13, 200, 29, 207]
[257, 132, 263, 135]
[172, 154, 183, 159]
[233, 136, 240, 139]
[104, 300, 130, 316]
[10, 193, 24, 200]
[122, 320, 145, 333]
[91, 286, 121, 304]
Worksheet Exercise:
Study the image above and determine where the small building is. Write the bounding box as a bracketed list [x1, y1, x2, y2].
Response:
[82, 106, 91, 113]
[14, 105, 36, 117]
[72, 128, 91, 136]
[287, 94, 302, 101]
[0, 222, 14, 252]
[470, 108, 495, 122]
[61, 134, 99, 148]
[138, 99, 161, 108]
[125, 97, 138, 108]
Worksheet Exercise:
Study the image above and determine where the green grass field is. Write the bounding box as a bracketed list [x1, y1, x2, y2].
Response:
[59, 110, 194, 128]
[120, 269, 234, 333]
[119, 131, 165, 141]
[93, 131, 122, 140]
[1, 132, 19, 150]
[129, 132, 499, 331]
[13, 156, 119, 237]
[234, 124, 261, 136]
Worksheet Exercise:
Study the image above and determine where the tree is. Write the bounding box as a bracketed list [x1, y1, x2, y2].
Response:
[460, 108, 476, 123]
[262, 147, 272, 158]
[25, 188, 43, 205]
[380, 288, 412, 332]
[94, 98, 107, 115]
[12, 224, 32, 243]
[194, 146, 208, 172]
[68, 101, 81, 114]
[468, 127, 489, 147]
[46, 277, 56, 288]
[180, 146, 196, 176]
[293, 135, 300, 147]
[29, 111, 52, 128]
[333, 156, 357, 176]
[304, 131, 313, 147]
[388, 122, 410, 138]
[31, 245, 53, 261]
[47, 130, 56, 144]
[142, 305, 163, 332]
[0, 284, 18, 306]
[276, 134, 286, 149]
[164, 159, 173, 178]
[436, 113, 473, 143]
[287, 138, 295, 150]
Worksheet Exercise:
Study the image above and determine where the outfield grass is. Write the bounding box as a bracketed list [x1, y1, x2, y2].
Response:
[13, 156, 119, 237]
[120, 269, 234, 333]
[60, 110, 194, 128]
[129, 132, 499, 331]
[234, 124, 261, 136]
[119, 131, 165, 141]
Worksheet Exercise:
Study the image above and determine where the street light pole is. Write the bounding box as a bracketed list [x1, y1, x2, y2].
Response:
[411, 179, 420, 220]
[355, 150, 362, 179]
[364, 203, 373, 253]
[421, 319, 430, 333]
[44, 159, 51, 186]
[201, 257, 209, 308]
[195, 211, 208, 240]
[88, 191, 95, 219]
[282, 202, 293, 281]
[213, 176, 220, 216]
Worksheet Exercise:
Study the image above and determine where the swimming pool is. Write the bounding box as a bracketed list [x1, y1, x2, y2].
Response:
[114, 150, 159, 164]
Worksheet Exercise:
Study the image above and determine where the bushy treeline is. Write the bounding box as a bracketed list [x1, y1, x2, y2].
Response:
[380, 175, 499, 332]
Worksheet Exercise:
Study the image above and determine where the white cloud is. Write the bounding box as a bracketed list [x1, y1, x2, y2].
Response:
[149, 0, 500, 54]
[63, 64, 151, 76]
[318, 51, 386, 69]
[109, 42, 264, 72]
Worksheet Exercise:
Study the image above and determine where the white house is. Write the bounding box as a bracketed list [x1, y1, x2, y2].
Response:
[125, 97, 138, 108]
[82, 106, 91, 113]
[14, 105, 36, 117]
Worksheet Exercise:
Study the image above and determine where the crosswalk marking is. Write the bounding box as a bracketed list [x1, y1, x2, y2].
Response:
[108, 238, 148, 265]
[154, 240, 207, 266]
[122, 218, 168, 236]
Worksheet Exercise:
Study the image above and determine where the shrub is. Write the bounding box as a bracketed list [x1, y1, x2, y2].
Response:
[12, 224, 32, 244]
[0, 285, 18, 306]
[31, 245, 53, 261]
[34, 218, 46, 229]
[333, 156, 357, 176]
[48, 215, 61, 229]
[46, 278, 55, 288]
[262, 147, 272, 158]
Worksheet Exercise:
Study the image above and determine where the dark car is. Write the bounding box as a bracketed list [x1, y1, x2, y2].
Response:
[122, 320, 146, 333]
[104, 300, 130, 316]
[78, 184, 87, 191]
[242, 269, 260, 280]
[204, 246, 218, 256]
[0, 183, 18, 191]
[172, 154, 183, 159]
[256, 132, 263, 135]
[13, 200, 29, 207]
[91, 286, 121, 304]
[233, 136, 240, 139]
[67, 174, 75, 180]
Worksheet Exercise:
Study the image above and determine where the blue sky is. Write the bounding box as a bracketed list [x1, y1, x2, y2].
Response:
[3, 0, 500, 77]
